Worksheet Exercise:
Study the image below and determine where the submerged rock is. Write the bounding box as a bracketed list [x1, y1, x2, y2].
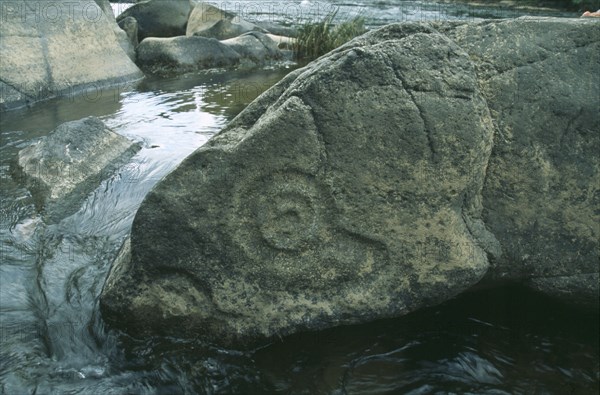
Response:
[101, 18, 599, 346]
[0, 0, 143, 111]
[116, 0, 192, 41]
[15, 117, 140, 221]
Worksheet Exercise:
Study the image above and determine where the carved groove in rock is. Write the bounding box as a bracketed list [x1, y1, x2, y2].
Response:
[248, 173, 321, 252]
[230, 171, 390, 289]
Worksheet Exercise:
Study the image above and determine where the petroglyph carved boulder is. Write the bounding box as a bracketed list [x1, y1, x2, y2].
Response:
[101, 18, 599, 346]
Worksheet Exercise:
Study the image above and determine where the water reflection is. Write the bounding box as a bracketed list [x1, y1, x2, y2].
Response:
[0, 84, 130, 138]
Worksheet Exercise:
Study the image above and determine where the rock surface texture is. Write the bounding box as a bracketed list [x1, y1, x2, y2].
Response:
[101, 18, 600, 346]
[0, 0, 143, 111]
[438, 19, 600, 305]
[16, 117, 140, 221]
[136, 36, 242, 73]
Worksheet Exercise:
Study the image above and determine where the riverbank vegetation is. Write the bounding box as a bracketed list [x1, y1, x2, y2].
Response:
[293, 12, 367, 61]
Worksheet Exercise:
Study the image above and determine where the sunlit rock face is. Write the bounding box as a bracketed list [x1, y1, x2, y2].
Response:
[101, 18, 599, 346]
[0, 0, 143, 111]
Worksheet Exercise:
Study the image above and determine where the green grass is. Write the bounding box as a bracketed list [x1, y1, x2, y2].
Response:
[293, 12, 367, 62]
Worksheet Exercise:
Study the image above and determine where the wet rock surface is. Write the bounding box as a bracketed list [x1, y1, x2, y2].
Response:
[15, 117, 140, 222]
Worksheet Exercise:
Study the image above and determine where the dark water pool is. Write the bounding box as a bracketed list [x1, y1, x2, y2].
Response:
[1, 1, 596, 394]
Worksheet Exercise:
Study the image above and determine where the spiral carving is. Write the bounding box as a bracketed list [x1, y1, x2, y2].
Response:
[233, 172, 323, 255]
[254, 178, 319, 251]
[229, 170, 387, 289]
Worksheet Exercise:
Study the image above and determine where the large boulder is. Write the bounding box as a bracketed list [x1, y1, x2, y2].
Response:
[136, 36, 241, 74]
[116, 0, 192, 42]
[101, 18, 599, 346]
[102, 22, 496, 344]
[186, 2, 265, 40]
[14, 117, 141, 221]
[0, 0, 143, 111]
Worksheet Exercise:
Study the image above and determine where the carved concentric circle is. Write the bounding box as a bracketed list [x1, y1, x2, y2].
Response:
[228, 170, 388, 289]
[254, 184, 318, 251]
[233, 172, 323, 260]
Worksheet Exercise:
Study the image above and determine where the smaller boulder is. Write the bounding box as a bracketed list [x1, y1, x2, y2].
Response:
[136, 36, 241, 74]
[187, 2, 265, 40]
[221, 32, 283, 63]
[117, 0, 192, 41]
[15, 117, 140, 221]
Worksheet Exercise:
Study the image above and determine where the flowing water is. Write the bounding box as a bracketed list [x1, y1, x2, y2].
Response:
[1, 1, 596, 394]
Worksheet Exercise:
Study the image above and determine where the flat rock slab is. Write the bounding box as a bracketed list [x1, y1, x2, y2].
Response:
[16, 117, 140, 221]
[101, 18, 599, 347]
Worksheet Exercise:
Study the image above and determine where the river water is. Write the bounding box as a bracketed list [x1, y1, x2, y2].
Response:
[1, 1, 596, 394]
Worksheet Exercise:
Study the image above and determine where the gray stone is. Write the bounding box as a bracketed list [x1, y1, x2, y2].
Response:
[255, 21, 299, 38]
[116, 0, 191, 41]
[118, 16, 140, 60]
[187, 2, 265, 40]
[101, 18, 599, 346]
[102, 23, 496, 345]
[0, 0, 143, 111]
[15, 117, 141, 221]
[221, 32, 283, 64]
[440, 17, 600, 307]
[136, 36, 241, 74]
